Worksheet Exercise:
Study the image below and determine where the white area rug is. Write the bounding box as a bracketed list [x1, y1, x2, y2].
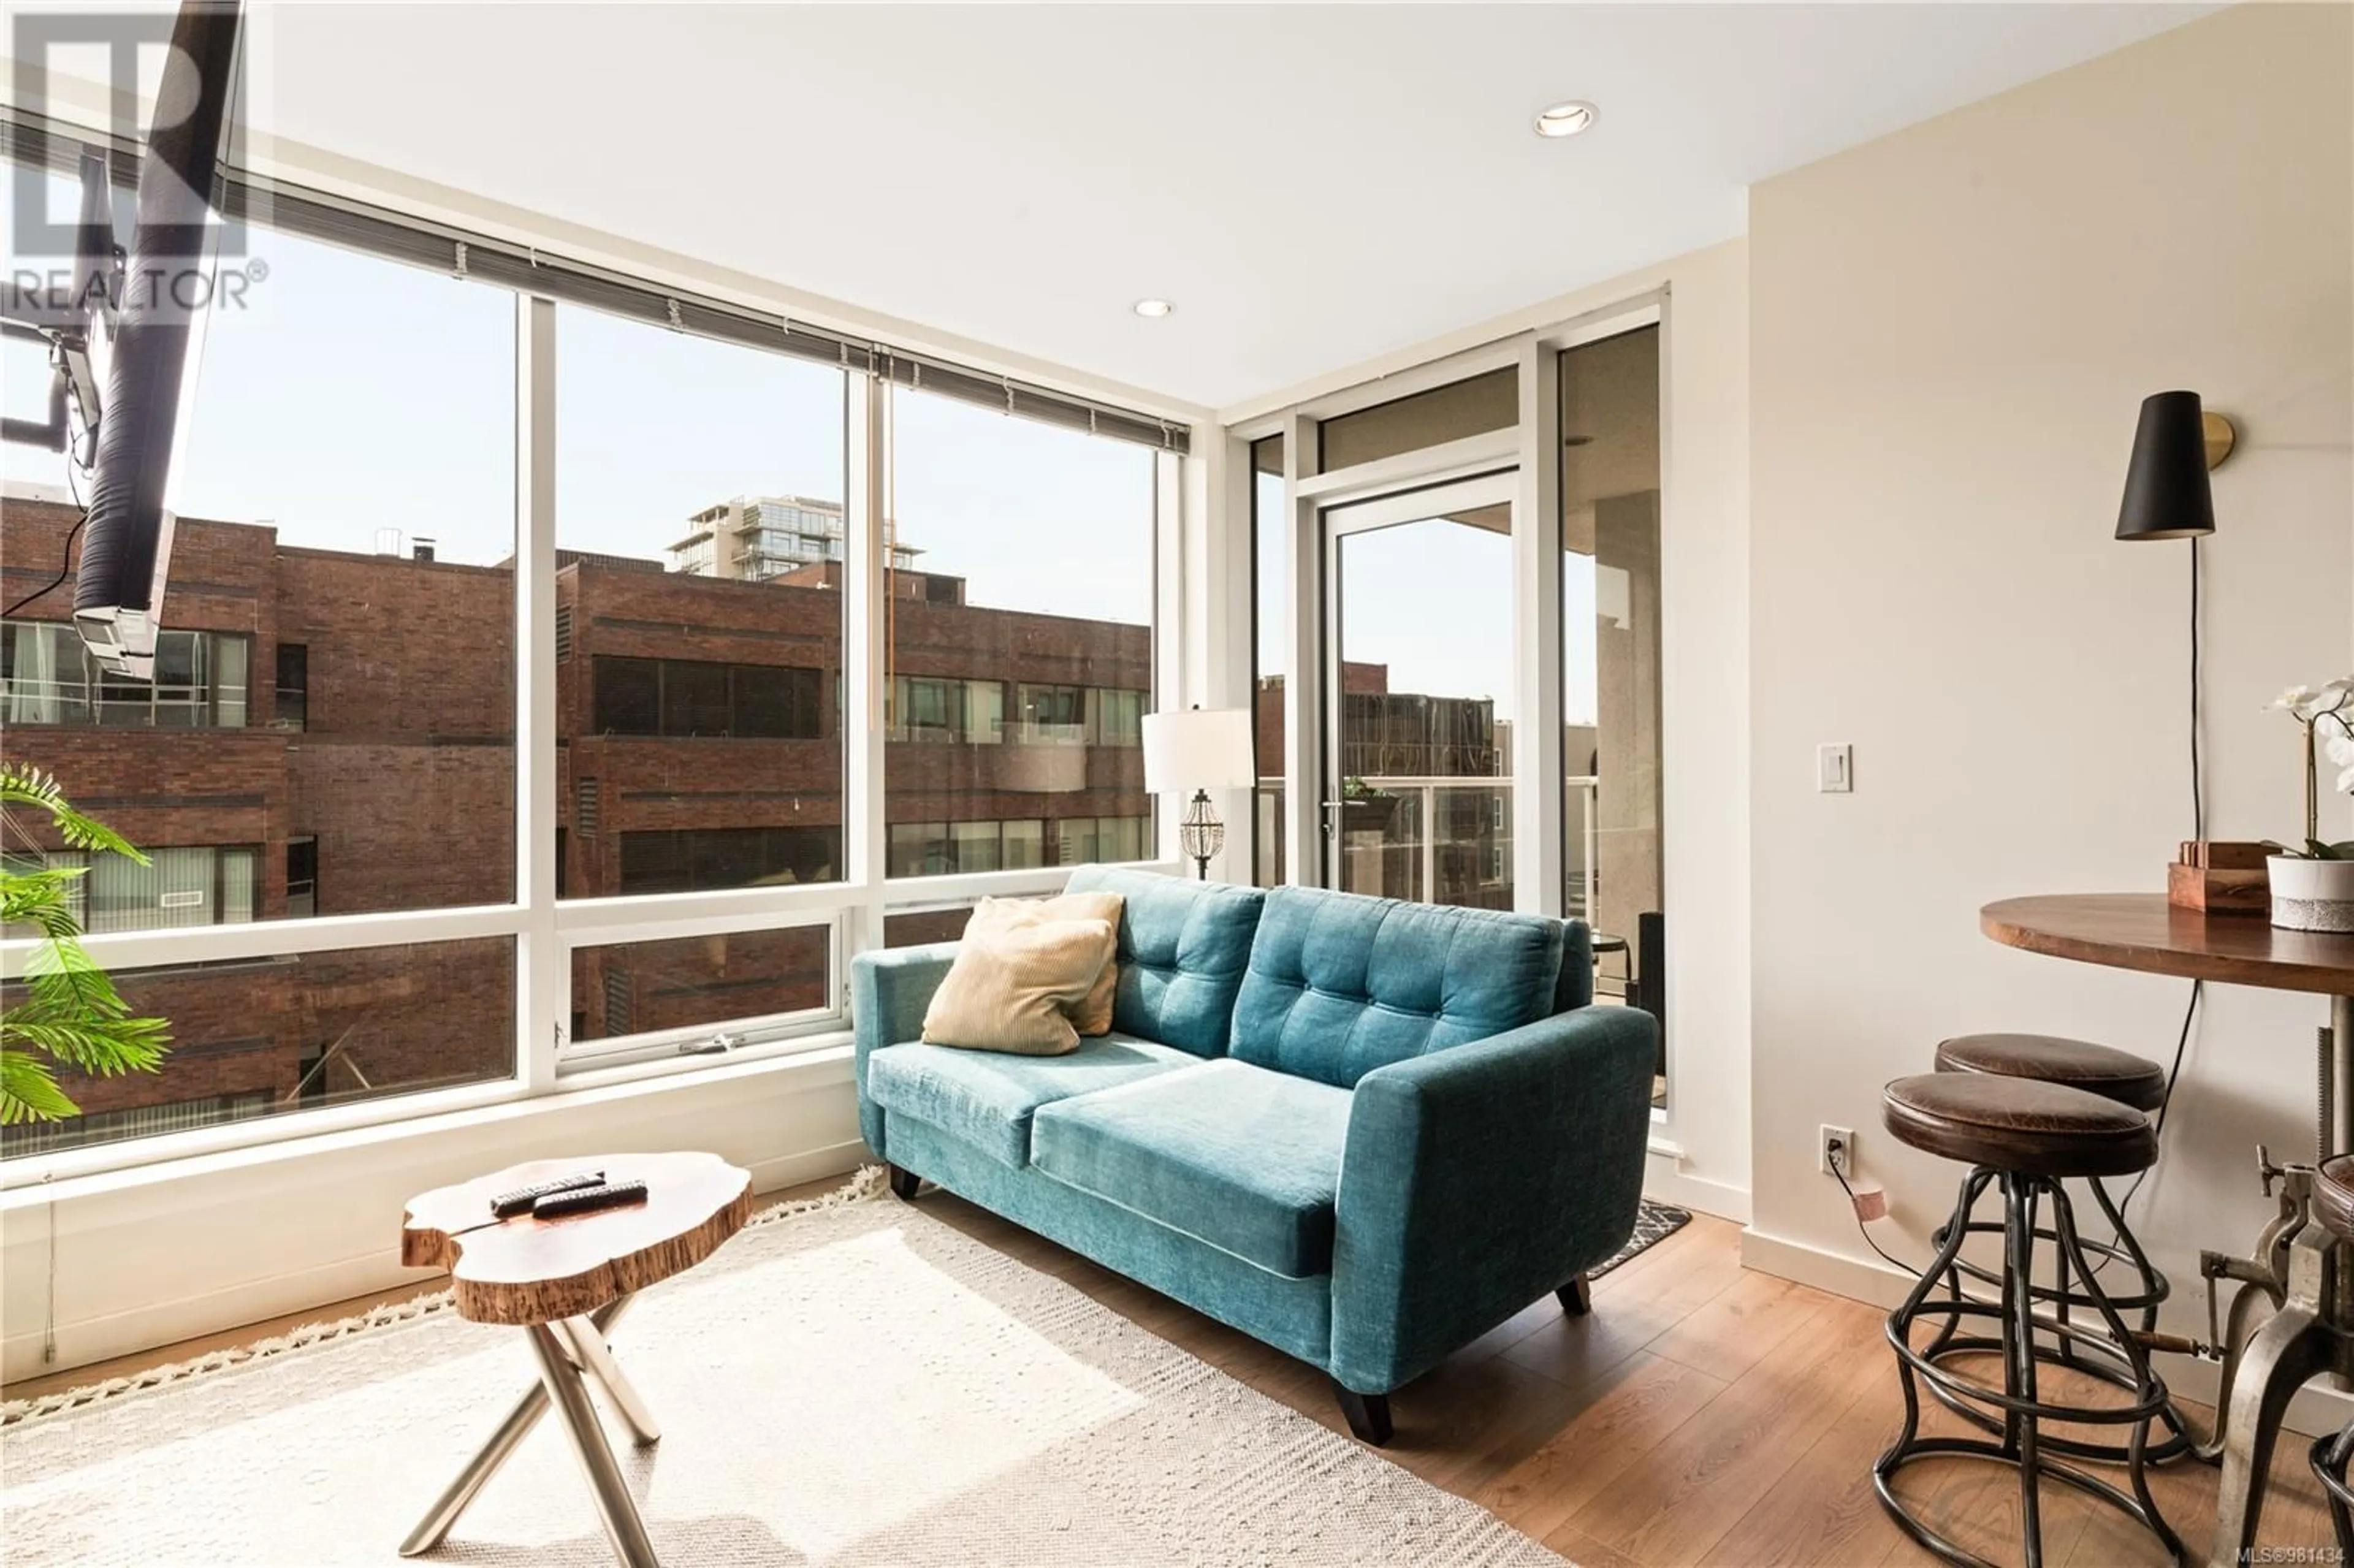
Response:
[2, 1173, 1566, 1567]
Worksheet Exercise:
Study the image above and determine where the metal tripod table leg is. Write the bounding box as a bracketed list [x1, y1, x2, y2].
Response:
[2212, 1296, 2336, 1566]
[2210, 1004, 2354, 1568]
[400, 1293, 659, 1564]
[527, 1317, 660, 1568]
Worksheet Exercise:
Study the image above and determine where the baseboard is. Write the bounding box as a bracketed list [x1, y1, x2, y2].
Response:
[744, 1138, 869, 1196]
[1644, 1151, 1750, 1224]
[1741, 1225, 2354, 1441]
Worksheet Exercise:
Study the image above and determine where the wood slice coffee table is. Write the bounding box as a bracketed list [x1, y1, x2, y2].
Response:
[397, 1151, 752, 1568]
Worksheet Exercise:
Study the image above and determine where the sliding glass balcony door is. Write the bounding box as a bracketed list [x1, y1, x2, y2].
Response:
[1243, 314, 1668, 1117]
[1320, 474, 1517, 910]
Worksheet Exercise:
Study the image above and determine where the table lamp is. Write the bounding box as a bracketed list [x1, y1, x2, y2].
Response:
[1141, 706, 1257, 880]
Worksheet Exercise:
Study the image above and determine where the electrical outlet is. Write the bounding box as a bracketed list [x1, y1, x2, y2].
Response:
[1820, 1124, 1855, 1179]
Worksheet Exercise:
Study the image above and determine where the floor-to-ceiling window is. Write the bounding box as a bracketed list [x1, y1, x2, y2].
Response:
[0, 139, 1184, 1176]
[1, 212, 520, 1154]
[880, 381, 1157, 904]
[552, 305, 848, 1052]
[1561, 325, 1664, 1100]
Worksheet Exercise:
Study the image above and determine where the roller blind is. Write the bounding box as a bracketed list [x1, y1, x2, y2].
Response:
[2, 110, 1188, 454]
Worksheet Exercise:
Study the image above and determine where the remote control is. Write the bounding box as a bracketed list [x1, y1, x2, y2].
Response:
[531, 1181, 650, 1219]
[488, 1171, 607, 1219]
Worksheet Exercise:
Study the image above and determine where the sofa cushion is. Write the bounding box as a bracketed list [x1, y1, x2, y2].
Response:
[920, 900, 1117, 1056]
[1030, 1059, 1352, 1277]
[1062, 867, 1265, 1057]
[1015, 889, 1127, 1035]
[866, 1033, 1199, 1170]
[1230, 885, 1567, 1088]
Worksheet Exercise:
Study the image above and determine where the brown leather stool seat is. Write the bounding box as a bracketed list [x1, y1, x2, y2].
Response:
[1884, 1073, 2157, 1179]
[1934, 1032, 2166, 1113]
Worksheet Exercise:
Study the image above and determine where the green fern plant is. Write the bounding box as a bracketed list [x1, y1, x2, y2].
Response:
[1, 764, 172, 1125]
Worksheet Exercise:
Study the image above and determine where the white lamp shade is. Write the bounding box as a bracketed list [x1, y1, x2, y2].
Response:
[1141, 707, 1257, 794]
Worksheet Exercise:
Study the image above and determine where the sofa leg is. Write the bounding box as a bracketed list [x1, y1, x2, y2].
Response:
[1335, 1385, 1393, 1447]
[1556, 1274, 1593, 1317]
[886, 1163, 923, 1202]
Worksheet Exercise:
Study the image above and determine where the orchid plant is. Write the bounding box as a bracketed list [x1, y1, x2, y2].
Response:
[2269, 677, 2354, 861]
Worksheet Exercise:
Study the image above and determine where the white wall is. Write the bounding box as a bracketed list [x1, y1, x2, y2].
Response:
[1653, 239, 1753, 1220]
[1743, 0, 2353, 1418]
[1, 1051, 861, 1382]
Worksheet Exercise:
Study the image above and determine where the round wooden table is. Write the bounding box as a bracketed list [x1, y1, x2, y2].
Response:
[1983, 893, 2354, 999]
[397, 1151, 752, 1568]
[1983, 894, 2354, 1567]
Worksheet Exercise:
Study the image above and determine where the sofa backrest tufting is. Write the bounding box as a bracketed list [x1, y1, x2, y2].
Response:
[1062, 867, 1265, 1057]
[1229, 886, 1574, 1088]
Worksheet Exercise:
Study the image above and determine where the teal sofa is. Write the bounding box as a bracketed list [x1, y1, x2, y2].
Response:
[850, 867, 1658, 1444]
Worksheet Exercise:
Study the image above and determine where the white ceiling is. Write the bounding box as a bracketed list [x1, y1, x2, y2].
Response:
[246, 2, 2212, 413]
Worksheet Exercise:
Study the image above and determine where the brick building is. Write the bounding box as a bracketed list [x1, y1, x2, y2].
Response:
[1251, 664, 1513, 910]
[0, 493, 1150, 1152]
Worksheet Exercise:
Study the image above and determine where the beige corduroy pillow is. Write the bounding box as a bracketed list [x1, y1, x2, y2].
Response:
[1018, 891, 1124, 1035]
[920, 900, 1118, 1056]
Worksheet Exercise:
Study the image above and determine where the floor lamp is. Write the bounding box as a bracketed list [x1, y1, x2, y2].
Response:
[1141, 707, 1257, 880]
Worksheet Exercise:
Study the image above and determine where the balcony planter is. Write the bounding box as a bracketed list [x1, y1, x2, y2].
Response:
[1340, 793, 1401, 836]
[2268, 855, 2354, 934]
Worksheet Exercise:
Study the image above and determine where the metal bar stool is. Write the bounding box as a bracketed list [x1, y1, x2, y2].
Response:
[1875, 1073, 2184, 1567]
[1922, 1033, 2198, 1464]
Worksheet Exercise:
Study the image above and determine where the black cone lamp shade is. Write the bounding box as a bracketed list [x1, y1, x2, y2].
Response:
[2115, 390, 2217, 541]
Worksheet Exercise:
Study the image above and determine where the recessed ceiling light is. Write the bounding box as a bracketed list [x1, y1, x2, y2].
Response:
[1533, 101, 1598, 139]
[1133, 299, 1174, 319]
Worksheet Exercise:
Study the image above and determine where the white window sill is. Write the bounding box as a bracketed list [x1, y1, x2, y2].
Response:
[0, 1035, 856, 1213]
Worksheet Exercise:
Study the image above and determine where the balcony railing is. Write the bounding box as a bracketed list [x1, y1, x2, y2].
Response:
[1256, 774, 1602, 919]
[1, 675, 249, 729]
[883, 720, 1133, 748]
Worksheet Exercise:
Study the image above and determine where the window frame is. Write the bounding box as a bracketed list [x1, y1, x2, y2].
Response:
[1, 229, 1186, 1185]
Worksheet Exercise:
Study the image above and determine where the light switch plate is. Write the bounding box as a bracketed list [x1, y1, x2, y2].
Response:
[1818, 743, 1853, 793]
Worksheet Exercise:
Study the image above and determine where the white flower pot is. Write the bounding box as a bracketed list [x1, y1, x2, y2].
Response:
[2269, 854, 2354, 934]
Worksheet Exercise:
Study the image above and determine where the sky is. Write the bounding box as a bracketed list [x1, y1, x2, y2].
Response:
[4, 197, 1155, 630]
[1252, 469, 1604, 726]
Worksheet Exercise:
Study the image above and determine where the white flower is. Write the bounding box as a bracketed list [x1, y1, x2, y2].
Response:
[2272, 679, 2354, 722]
[2328, 728, 2354, 769]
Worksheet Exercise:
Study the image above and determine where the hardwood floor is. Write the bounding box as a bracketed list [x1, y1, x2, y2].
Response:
[914, 1190, 2342, 1567]
[7, 1178, 2341, 1566]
